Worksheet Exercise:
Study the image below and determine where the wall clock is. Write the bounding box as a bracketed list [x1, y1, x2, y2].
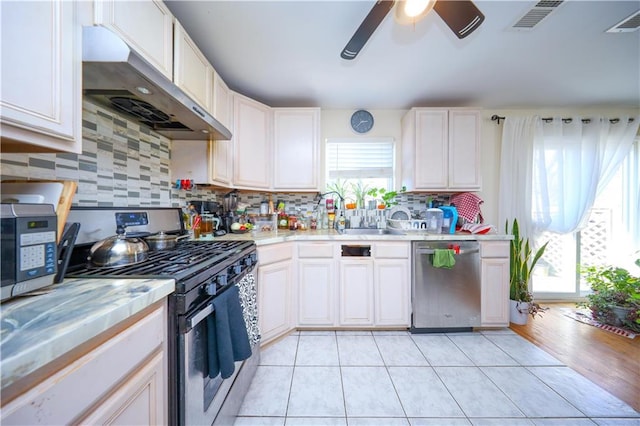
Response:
[350, 109, 374, 134]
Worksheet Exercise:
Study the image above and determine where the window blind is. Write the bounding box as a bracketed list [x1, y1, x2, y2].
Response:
[326, 139, 394, 180]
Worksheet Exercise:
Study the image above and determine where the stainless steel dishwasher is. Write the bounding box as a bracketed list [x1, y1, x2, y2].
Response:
[411, 240, 481, 333]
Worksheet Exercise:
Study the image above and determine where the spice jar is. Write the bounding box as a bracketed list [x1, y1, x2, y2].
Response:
[288, 215, 297, 230]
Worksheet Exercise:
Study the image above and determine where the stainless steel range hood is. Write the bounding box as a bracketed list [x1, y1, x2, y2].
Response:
[82, 26, 231, 141]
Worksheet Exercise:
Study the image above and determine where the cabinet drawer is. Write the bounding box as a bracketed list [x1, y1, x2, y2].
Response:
[480, 241, 510, 258]
[258, 243, 294, 265]
[374, 243, 410, 259]
[298, 243, 334, 258]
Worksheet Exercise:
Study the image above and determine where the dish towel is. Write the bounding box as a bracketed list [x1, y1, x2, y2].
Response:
[450, 192, 484, 224]
[207, 285, 252, 379]
[432, 249, 456, 268]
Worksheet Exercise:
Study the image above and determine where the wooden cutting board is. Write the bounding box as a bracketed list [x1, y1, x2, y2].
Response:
[1, 180, 77, 243]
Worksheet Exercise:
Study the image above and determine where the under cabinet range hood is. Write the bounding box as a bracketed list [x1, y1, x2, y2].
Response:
[82, 26, 232, 141]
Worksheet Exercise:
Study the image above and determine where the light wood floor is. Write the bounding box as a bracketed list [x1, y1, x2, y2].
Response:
[509, 302, 640, 412]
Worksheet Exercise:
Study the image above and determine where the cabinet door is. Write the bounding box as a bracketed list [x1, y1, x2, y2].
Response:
[480, 257, 510, 326]
[258, 260, 292, 343]
[448, 109, 481, 190]
[233, 94, 271, 189]
[170, 140, 211, 184]
[374, 259, 410, 326]
[78, 351, 165, 425]
[298, 259, 335, 326]
[94, 0, 173, 79]
[272, 108, 320, 191]
[0, 0, 81, 153]
[210, 72, 233, 185]
[173, 20, 211, 113]
[339, 259, 374, 326]
[414, 109, 448, 189]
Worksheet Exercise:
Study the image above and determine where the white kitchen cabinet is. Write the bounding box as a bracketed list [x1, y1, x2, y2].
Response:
[401, 108, 481, 191]
[233, 93, 272, 189]
[1, 301, 167, 425]
[93, 0, 174, 80]
[480, 241, 510, 326]
[174, 20, 211, 113]
[257, 244, 294, 344]
[210, 72, 234, 185]
[339, 258, 374, 326]
[297, 243, 336, 327]
[272, 108, 321, 191]
[0, 0, 82, 154]
[373, 242, 411, 327]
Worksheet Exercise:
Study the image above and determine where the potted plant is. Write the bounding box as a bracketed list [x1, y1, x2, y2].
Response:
[581, 261, 640, 333]
[506, 219, 549, 324]
[366, 186, 406, 209]
[350, 180, 371, 209]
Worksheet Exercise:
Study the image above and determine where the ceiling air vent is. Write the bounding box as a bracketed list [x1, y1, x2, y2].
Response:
[606, 10, 640, 33]
[511, 0, 564, 31]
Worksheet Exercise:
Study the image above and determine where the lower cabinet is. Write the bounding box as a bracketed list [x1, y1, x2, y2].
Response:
[1, 301, 167, 425]
[374, 258, 410, 326]
[257, 243, 294, 344]
[480, 241, 510, 326]
[298, 259, 336, 326]
[339, 259, 374, 326]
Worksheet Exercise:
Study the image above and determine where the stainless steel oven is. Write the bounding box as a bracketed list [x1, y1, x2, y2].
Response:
[65, 207, 260, 425]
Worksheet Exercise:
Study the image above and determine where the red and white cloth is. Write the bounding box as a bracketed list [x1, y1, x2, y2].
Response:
[450, 192, 484, 223]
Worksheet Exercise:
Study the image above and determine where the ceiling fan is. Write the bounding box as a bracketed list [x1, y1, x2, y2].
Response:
[341, 0, 485, 60]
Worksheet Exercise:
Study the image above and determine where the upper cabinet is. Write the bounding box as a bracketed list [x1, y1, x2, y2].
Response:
[210, 71, 234, 185]
[272, 108, 321, 191]
[173, 20, 211, 114]
[232, 93, 271, 189]
[93, 0, 174, 80]
[0, 0, 82, 153]
[401, 108, 481, 192]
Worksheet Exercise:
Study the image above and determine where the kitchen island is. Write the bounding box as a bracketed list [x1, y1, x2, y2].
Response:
[0, 277, 174, 424]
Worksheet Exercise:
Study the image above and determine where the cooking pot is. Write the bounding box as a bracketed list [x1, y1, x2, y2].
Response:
[88, 226, 149, 267]
[144, 232, 189, 251]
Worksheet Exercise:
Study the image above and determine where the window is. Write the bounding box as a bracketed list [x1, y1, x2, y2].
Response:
[325, 138, 396, 203]
[533, 138, 640, 299]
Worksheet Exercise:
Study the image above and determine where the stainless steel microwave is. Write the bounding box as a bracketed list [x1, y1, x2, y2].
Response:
[1, 203, 57, 302]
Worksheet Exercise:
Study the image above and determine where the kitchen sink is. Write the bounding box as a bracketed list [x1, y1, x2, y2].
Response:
[338, 228, 404, 235]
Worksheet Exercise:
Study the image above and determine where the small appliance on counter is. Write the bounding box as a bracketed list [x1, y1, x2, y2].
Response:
[439, 206, 458, 234]
[1, 203, 58, 301]
[425, 208, 444, 234]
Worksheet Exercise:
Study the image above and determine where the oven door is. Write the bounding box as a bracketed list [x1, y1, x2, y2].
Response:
[177, 267, 260, 426]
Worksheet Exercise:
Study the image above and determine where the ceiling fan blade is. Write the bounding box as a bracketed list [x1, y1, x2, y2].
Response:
[433, 0, 485, 39]
[341, 0, 396, 60]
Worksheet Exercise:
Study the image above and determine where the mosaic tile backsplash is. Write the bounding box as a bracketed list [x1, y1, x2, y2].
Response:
[1, 100, 445, 217]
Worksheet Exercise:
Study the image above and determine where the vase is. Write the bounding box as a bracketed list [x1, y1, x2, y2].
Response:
[510, 299, 529, 325]
[610, 305, 633, 327]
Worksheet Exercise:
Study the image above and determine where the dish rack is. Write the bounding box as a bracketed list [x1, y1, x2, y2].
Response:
[387, 218, 429, 232]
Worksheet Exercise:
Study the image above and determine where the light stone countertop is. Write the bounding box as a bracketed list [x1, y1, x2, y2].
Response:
[0, 277, 175, 390]
[195, 229, 513, 246]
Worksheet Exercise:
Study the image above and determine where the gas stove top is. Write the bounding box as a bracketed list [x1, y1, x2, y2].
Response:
[66, 240, 256, 294]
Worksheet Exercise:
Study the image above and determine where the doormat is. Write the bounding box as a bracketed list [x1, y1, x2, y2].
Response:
[561, 308, 637, 339]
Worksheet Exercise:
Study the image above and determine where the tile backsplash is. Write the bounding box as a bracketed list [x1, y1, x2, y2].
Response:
[1, 99, 446, 217]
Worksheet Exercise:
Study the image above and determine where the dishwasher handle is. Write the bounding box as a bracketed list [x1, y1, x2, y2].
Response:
[416, 247, 479, 256]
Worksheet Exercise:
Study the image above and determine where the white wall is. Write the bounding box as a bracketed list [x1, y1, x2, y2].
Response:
[319, 107, 640, 228]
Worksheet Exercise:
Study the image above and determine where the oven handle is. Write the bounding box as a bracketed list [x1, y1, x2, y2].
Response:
[189, 303, 214, 329]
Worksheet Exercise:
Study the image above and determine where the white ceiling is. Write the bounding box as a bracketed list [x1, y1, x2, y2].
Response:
[165, 0, 640, 110]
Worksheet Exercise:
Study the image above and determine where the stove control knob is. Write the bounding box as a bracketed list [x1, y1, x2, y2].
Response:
[250, 252, 258, 263]
[233, 263, 242, 274]
[217, 273, 227, 287]
[205, 282, 217, 296]
[244, 256, 253, 267]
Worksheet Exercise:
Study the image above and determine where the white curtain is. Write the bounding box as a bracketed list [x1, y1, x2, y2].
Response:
[499, 115, 639, 239]
[497, 115, 542, 238]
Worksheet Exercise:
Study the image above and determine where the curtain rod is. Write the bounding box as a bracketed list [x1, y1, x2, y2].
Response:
[490, 115, 635, 125]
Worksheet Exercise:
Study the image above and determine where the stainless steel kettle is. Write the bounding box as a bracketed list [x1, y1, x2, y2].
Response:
[88, 226, 149, 267]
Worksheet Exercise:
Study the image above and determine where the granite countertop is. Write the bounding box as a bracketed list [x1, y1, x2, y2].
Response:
[195, 229, 513, 246]
[0, 277, 175, 390]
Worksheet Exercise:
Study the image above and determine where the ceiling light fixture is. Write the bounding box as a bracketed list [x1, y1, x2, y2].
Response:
[395, 0, 437, 25]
